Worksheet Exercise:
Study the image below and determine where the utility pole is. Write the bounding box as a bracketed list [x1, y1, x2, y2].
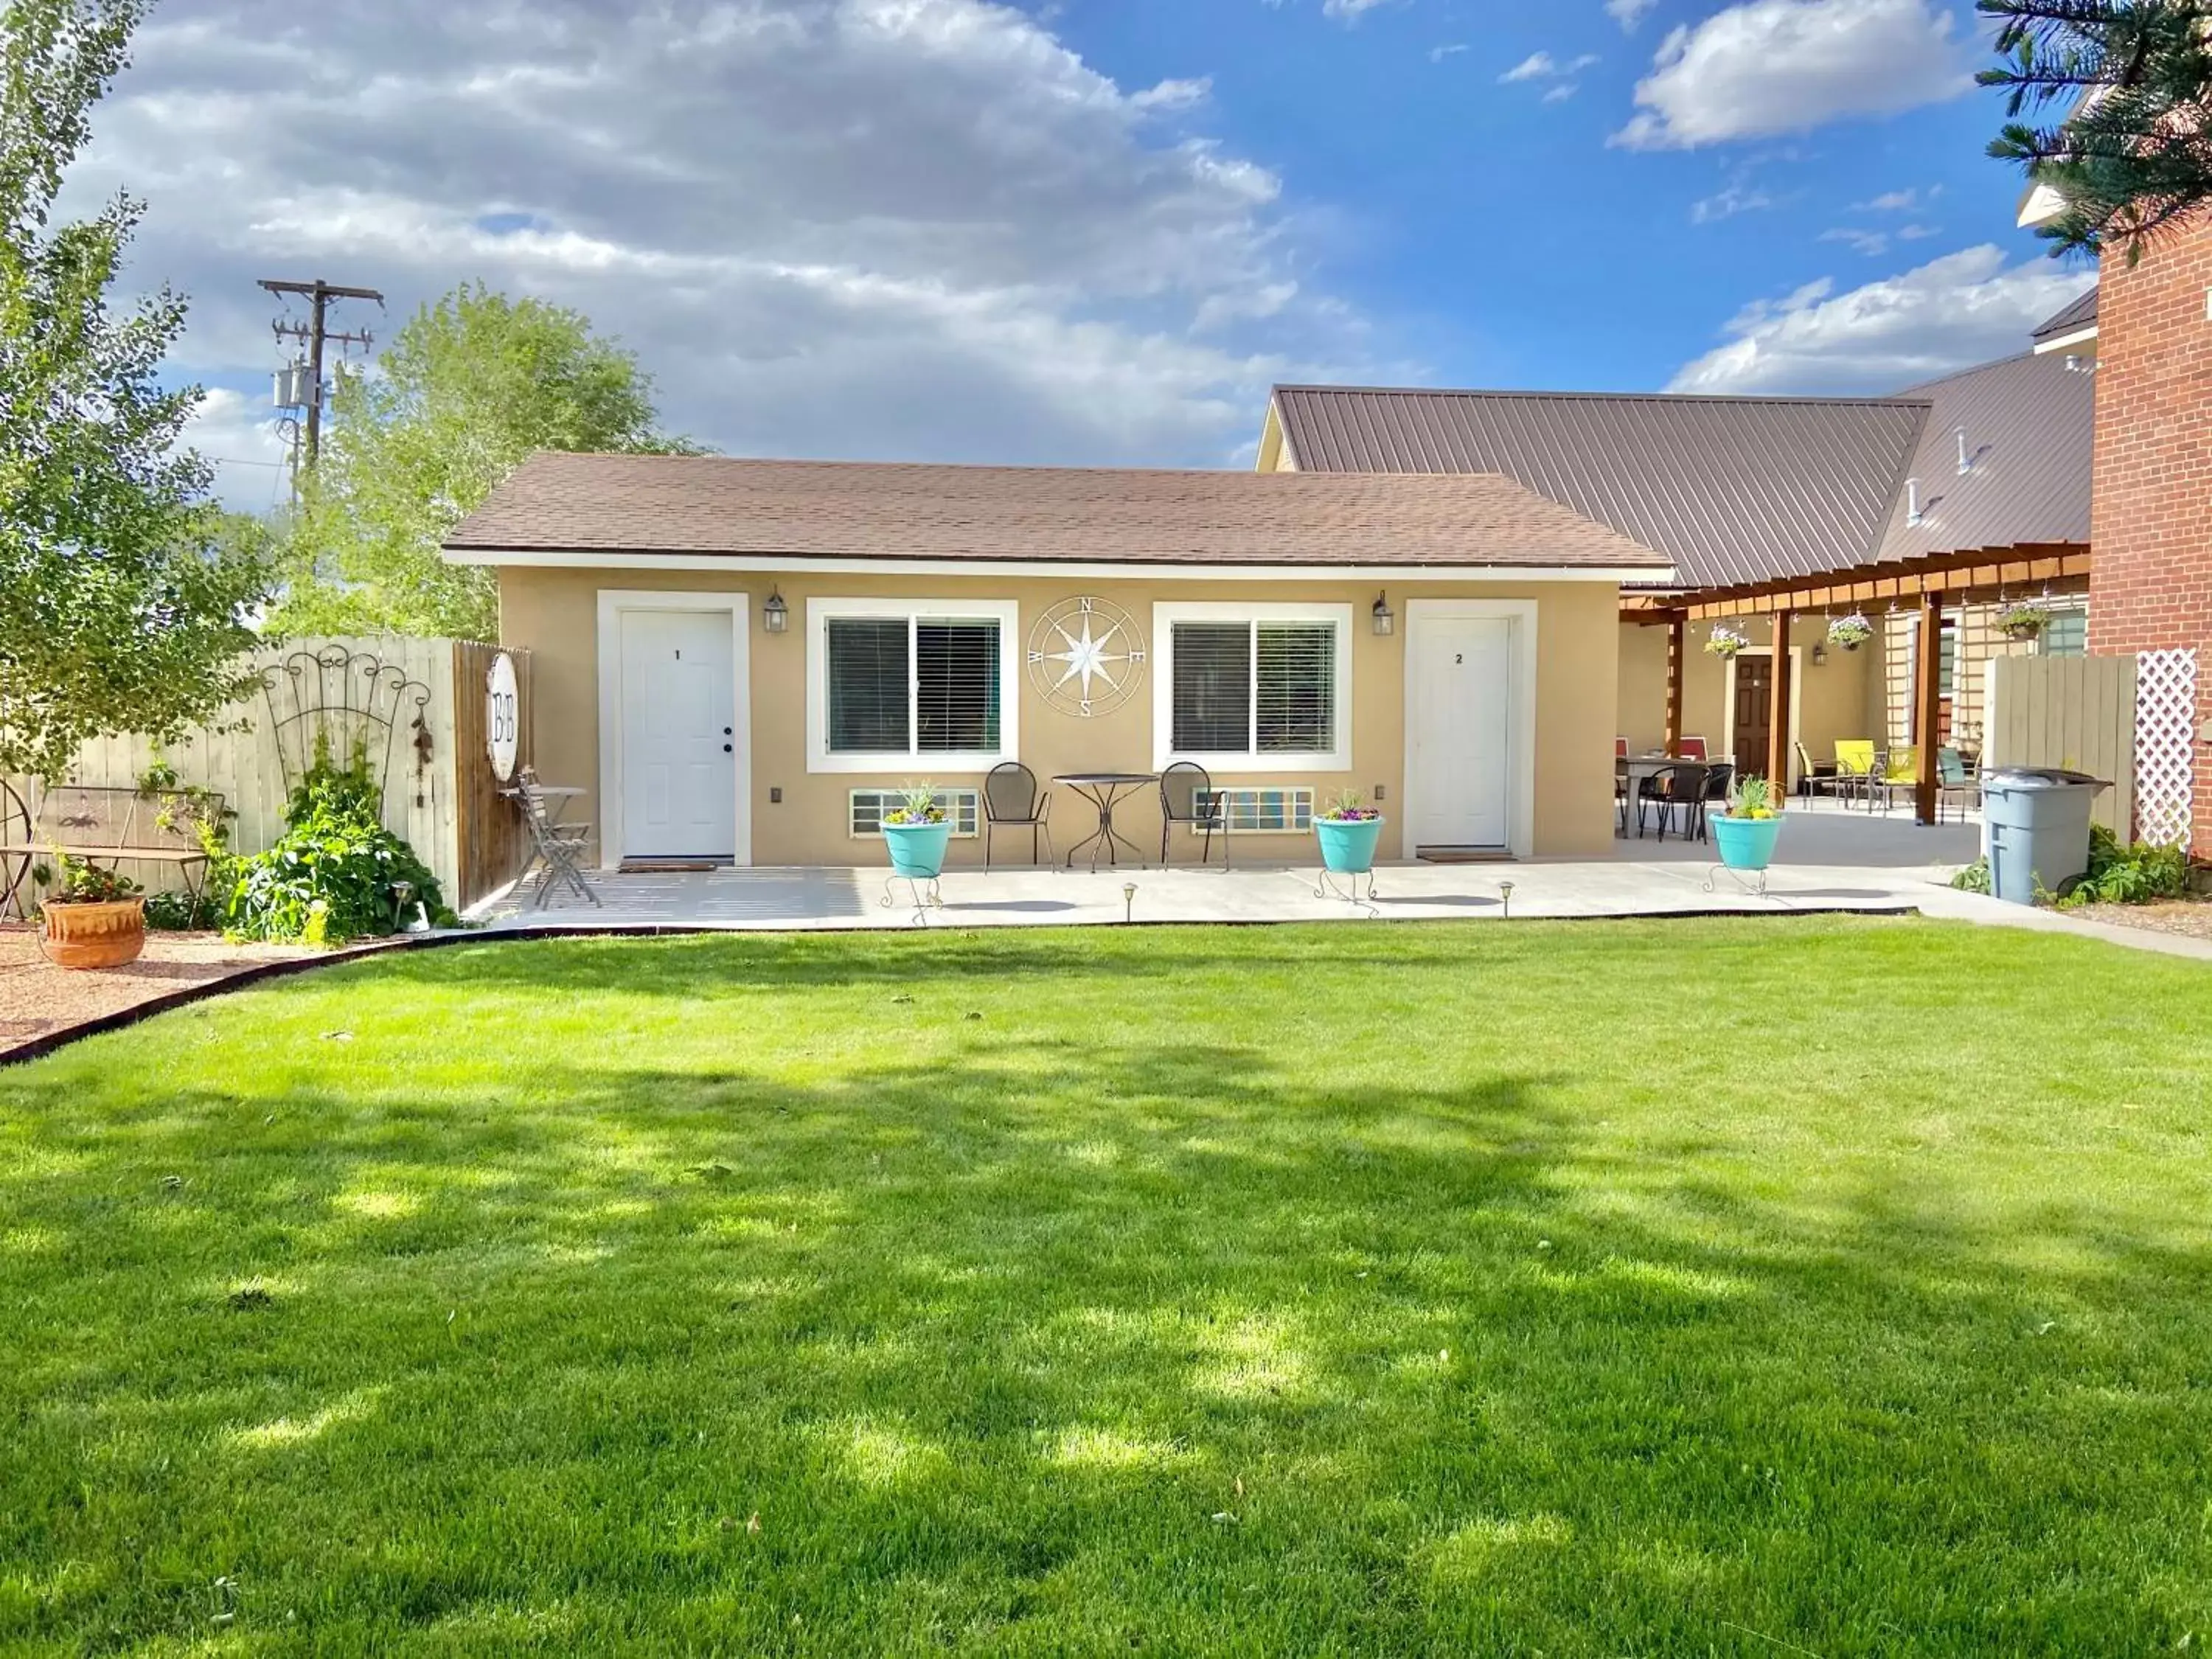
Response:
[260, 277, 383, 475]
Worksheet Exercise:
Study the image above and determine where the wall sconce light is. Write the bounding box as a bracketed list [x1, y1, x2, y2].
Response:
[762, 587, 789, 634]
[1811, 642, 1828, 667]
[1371, 591, 1395, 636]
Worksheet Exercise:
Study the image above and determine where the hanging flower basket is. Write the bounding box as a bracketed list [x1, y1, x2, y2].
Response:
[1826, 612, 1874, 652]
[1704, 625, 1750, 661]
[1997, 602, 2051, 642]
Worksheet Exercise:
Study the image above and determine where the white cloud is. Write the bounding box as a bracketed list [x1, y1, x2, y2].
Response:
[1429, 43, 1470, 63]
[1321, 0, 1395, 18]
[1502, 50, 1598, 83]
[1819, 226, 1891, 257]
[1859, 188, 1924, 212]
[76, 0, 1382, 511]
[1606, 0, 1659, 28]
[1613, 0, 1972, 150]
[1667, 246, 2095, 395]
[1690, 182, 1776, 223]
[183, 384, 294, 510]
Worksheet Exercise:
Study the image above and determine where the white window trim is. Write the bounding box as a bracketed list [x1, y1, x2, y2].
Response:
[595, 590, 753, 871]
[806, 597, 1021, 776]
[1151, 601, 1354, 773]
[1401, 599, 1537, 861]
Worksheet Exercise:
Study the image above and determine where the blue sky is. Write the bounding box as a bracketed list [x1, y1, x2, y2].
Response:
[75, 0, 2093, 508]
[1051, 0, 2087, 393]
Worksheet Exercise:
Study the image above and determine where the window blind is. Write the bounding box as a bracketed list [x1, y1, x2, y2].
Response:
[916, 620, 1001, 753]
[826, 619, 910, 753]
[1256, 623, 1335, 753]
[1171, 622, 1251, 751]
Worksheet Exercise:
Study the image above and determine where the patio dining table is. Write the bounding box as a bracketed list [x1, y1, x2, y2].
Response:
[1053, 772, 1158, 872]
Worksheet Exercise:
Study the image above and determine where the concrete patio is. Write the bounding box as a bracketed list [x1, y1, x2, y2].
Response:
[465, 799, 2211, 960]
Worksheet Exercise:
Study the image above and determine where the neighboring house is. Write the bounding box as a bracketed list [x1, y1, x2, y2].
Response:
[1262, 343, 2095, 810]
[442, 457, 1669, 868]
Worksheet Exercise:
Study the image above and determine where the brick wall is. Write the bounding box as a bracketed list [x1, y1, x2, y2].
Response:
[2090, 218, 2212, 850]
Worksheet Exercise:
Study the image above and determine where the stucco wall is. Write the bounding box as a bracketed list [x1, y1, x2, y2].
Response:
[498, 568, 1624, 867]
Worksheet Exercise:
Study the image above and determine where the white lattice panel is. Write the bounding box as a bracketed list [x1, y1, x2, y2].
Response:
[2133, 647, 2199, 848]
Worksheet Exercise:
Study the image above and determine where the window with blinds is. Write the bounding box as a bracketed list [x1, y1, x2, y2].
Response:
[1169, 618, 1338, 757]
[824, 614, 1002, 757]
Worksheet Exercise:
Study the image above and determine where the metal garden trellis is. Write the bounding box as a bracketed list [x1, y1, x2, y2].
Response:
[259, 644, 433, 810]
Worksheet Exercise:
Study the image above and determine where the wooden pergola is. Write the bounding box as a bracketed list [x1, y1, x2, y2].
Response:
[1624, 543, 2092, 825]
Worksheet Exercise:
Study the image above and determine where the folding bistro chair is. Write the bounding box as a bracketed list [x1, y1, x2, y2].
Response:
[515, 770, 599, 909]
[982, 761, 1054, 871]
[1159, 762, 1228, 867]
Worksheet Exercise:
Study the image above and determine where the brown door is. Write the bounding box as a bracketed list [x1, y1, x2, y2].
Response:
[1733, 655, 1773, 778]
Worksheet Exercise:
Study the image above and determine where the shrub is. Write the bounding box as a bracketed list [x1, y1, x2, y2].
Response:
[216, 745, 456, 944]
[142, 888, 222, 931]
[1950, 858, 1992, 895]
[2059, 825, 2188, 908]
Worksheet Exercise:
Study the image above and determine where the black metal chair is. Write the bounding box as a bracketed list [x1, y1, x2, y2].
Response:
[1694, 762, 1735, 844]
[1159, 761, 1228, 867]
[1635, 762, 1710, 842]
[982, 762, 1053, 871]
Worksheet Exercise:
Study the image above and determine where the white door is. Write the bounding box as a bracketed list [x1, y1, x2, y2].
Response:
[1409, 614, 1514, 850]
[620, 609, 739, 860]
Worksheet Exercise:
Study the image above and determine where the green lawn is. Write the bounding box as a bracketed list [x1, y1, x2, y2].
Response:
[4, 919, 2211, 1655]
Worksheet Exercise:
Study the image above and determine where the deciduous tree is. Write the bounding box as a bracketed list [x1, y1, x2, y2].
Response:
[277, 285, 696, 640]
[0, 0, 271, 779]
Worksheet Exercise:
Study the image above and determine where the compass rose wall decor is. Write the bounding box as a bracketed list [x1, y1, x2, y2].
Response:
[1027, 596, 1147, 720]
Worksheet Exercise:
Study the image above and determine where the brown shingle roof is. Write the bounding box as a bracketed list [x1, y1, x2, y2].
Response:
[1270, 385, 1928, 590]
[442, 453, 1672, 573]
[1873, 350, 2093, 564]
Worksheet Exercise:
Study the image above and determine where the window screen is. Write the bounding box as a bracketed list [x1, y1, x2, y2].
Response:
[826, 619, 910, 753]
[1171, 623, 1252, 751]
[916, 620, 1001, 753]
[1256, 623, 1335, 753]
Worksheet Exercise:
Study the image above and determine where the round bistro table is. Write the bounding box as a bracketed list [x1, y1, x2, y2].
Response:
[1053, 772, 1158, 872]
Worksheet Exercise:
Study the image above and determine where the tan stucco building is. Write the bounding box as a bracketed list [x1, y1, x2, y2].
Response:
[448, 457, 1671, 869]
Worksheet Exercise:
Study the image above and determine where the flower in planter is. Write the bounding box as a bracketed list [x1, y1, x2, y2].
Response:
[882, 783, 945, 826]
[1704, 624, 1750, 659]
[1317, 789, 1382, 822]
[1826, 612, 1874, 650]
[1997, 600, 2051, 640]
[41, 851, 143, 905]
[1720, 776, 1778, 821]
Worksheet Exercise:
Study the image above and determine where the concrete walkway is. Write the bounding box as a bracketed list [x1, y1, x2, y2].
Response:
[468, 801, 2212, 961]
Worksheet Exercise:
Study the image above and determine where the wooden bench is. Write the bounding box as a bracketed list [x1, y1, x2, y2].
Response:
[0, 782, 225, 919]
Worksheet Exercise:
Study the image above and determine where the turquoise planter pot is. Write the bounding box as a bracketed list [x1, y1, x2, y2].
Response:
[1315, 815, 1386, 874]
[1711, 814, 1782, 872]
[883, 820, 953, 878]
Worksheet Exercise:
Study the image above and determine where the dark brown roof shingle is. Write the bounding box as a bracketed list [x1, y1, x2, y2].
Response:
[1270, 385, 1929, 590]
[443, 453, 1673, 573]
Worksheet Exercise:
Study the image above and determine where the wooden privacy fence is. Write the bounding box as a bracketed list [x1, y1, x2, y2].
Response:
[1983, 655, 2137, 838]
[7, 634, 537, 913]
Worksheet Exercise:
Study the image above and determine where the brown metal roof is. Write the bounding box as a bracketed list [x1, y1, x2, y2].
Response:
[2031, 288, 2098, 344]
[1270, 385, 1928, 590]
[444, 453, 1672, 572]
[1873, 350, 2093, 564]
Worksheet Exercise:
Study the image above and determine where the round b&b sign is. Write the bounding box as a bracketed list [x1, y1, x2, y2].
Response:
[485, 652, 521, 782]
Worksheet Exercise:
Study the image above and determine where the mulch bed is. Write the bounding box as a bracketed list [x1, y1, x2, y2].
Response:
[2065, 899, 2212, 942]
[0, 924, 313, 1057]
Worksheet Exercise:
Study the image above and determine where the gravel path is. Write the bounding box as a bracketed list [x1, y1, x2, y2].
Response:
[0, 925, 312, 1057]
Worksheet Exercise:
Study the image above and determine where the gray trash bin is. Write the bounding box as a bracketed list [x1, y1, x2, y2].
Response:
[1980, 768, 2111, 905]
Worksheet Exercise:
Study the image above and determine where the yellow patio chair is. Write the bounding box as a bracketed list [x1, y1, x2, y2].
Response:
[1834, 740, 1876, 809]
[1871, 744, 1920, 813]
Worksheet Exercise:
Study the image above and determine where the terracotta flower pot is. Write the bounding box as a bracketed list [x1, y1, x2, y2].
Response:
[43, 897, 147, 970]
